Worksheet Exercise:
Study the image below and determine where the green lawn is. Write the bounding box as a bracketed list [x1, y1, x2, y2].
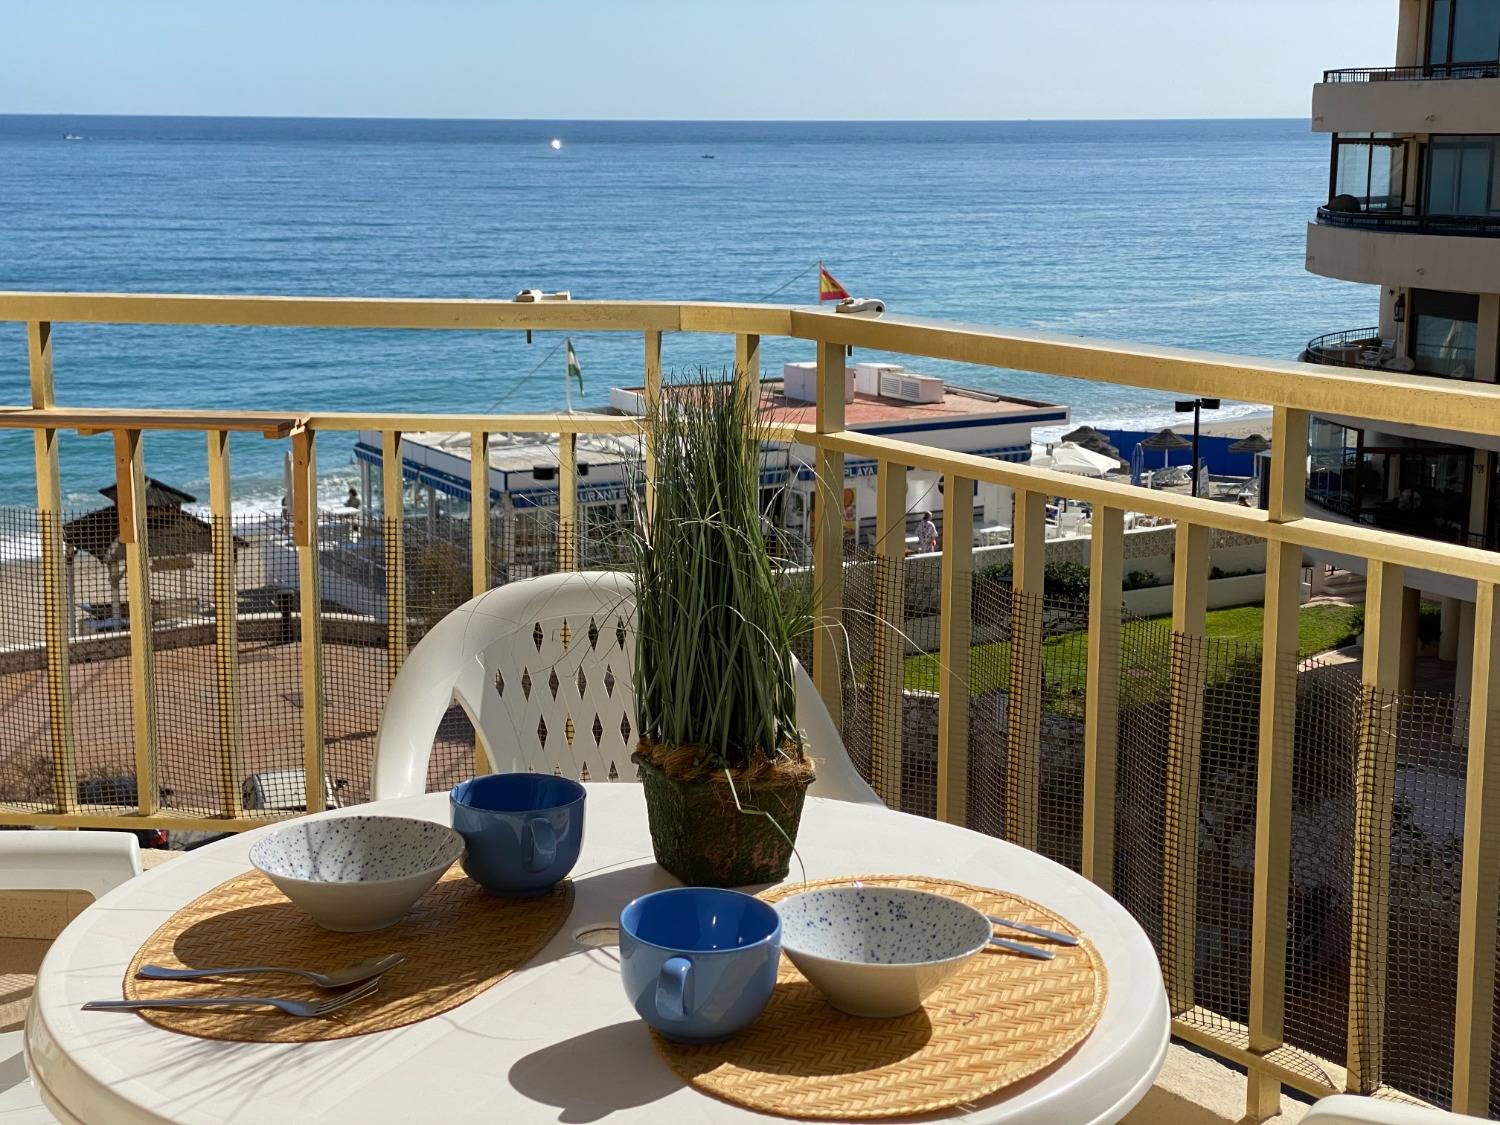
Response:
[901, 603, 1363, 706]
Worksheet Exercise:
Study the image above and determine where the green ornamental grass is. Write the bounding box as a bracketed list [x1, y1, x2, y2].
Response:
[631, 372, 808, 772]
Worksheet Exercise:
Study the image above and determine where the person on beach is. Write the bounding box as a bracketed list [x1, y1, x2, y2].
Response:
[346, 486, 361, 510]
[915, 511, 938, 553]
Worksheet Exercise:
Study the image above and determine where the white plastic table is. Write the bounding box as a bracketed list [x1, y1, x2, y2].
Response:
[26, 786, 1168, 1125]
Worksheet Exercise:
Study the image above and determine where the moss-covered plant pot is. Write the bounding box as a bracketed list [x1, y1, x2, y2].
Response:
[633, 748, 814, 887]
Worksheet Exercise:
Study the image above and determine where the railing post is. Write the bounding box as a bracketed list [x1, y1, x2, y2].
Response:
[380, 430, 406, 682]
[734, 333, 760, 398]
[1163, 522, 1211, 1015]
[870, 459, 907, 808]
[811, 340, 845, 726]
[1247, 406, 1307, 1120]
[27, 321, 77, 814]
[113, 428, 159, 815]
[558, 430, 578, 571]
[1453, 581, 1500, 1115]
[1347, 558, 1406, 1094]
[1006, 489, 1046, 849]
[469, 431, 490, 596]
[1082, 505, 1124, 887]
[291, 428, 326, 814]
[937, 472, 974, 825]
[468, 430, 491, 775]
[643, 331, 662, 527]
[207, 430, 243, 819]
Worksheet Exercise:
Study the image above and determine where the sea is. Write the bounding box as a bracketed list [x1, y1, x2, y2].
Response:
[0, 115, 1372, 523]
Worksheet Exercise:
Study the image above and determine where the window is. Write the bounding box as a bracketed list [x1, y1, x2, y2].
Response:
[1429, 0, 1500, 68]
[1410, 289, 1480, 379]
[1423, 135, 1500, 217]
[1308, 419, 1361, 516]
[1328, 134, 1407, 213]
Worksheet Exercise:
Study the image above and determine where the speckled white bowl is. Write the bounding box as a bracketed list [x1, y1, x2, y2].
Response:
[250, 815, 465, 932]
[777, 886, 993, 1017]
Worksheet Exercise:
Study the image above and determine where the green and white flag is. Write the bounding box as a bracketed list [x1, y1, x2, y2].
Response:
[565, 337, 583, 392]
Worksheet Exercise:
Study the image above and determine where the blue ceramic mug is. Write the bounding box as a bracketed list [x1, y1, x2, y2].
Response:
[619, 887, 781, 1043]
[449, 773, 585, 897]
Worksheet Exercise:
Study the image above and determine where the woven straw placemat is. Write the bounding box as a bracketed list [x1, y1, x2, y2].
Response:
[122, 865, 572, 1043]
[652, 874, 1107, 1120]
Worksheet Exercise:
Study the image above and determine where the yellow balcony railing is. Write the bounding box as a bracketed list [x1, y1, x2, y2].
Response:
[4, 291, 1500, 1119]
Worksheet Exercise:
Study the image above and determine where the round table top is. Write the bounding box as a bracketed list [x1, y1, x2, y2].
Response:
[27, 786, 1168, 1125]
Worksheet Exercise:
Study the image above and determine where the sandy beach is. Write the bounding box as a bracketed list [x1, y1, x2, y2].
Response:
[1183, 413, 1274, 440]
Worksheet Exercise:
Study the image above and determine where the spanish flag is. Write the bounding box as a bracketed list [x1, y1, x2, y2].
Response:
[818, 262, 850, 302]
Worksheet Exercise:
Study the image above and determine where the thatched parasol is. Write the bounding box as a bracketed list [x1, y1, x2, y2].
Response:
[1228, 433, 1272, 455]
[1138, 428, 1192, 470]
[62, 478, 245, 629]
[1060, 424, 1124, 463]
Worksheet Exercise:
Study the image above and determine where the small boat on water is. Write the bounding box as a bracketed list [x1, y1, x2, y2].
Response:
[63, 133, 84, 141]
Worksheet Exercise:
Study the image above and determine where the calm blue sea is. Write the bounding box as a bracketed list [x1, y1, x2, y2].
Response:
[0, 116, 1370, 514]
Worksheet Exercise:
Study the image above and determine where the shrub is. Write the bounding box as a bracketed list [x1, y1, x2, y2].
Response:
[974, 558, 1091, 601]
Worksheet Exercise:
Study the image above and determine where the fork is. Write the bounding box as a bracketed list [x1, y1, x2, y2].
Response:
[83, 978, 380, 1017]
[135, 952, 405, 990]
[987, 915, 1080, 947]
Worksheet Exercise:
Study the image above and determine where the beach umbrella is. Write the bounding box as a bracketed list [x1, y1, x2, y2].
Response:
[1045, 443, 1120, 478]
[1138, 428, 1191, 468]
[1228, 433, 1271, 455]
[62, 477, 245, 630]
[1061, 424, 1107, 445]
[1060, 425, 1124, 464]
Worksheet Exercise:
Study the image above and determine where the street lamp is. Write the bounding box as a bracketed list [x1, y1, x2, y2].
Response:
[1174, 398, 1220, 496]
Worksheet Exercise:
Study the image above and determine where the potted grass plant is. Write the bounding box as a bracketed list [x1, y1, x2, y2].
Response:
[629, 371, 815, 887]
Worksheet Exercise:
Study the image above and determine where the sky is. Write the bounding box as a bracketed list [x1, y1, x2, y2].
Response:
[1, 1, 1397, 121]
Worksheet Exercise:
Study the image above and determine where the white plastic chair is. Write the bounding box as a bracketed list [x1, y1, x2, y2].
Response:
[374, 571, 882, 806]
[1306, 1094, 1491, 1124]
[0, 831, 142, 1122]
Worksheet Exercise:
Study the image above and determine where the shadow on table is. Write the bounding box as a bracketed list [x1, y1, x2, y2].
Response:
[508, 1019, 679, 1122]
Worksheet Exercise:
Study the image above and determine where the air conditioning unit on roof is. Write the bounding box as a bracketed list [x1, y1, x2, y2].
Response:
[879, 371, 944, 404]
[783, 362, 855, 403]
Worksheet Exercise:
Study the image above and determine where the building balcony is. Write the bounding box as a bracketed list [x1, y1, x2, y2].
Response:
[5, 292, 1500, 1121]
[1314, 206, 1500, 238]
[1300, 328, 1483, 385]
[1313, 66, 1500, 134]
[1300, 327, 1393, 370]
[1306, 213, 1500, 290]
[1322, 64, 1500, 82]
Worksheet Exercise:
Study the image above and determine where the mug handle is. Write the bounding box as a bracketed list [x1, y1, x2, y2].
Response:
[657, 957, 692, 1022]
[524, 817, 558, 872]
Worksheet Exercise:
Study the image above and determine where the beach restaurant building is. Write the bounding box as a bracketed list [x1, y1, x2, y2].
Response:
[354, 361, 1068, 553]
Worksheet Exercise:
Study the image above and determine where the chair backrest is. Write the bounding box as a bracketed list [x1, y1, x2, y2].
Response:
[1305, 1093, 1488, 1125]
[0, 831, 141, 900]
[374, 571, 882, 806]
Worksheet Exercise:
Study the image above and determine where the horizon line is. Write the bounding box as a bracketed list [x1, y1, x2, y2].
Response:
[0, 111, 1312, 125]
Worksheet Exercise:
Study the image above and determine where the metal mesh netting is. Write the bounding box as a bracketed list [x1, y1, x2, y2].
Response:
[146, 518, 220, 818]
[226, 512, 306, 820]
[1284, 655, 1361, 1077]
[1173, 633, 1263, 1030]
[0, 508, 56, 811]
[2, 483, 1498, 1111]
[1372, 686, 1467, 1108]
[834, 544, 876, 795]
[1113, 614, 1174, 953]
